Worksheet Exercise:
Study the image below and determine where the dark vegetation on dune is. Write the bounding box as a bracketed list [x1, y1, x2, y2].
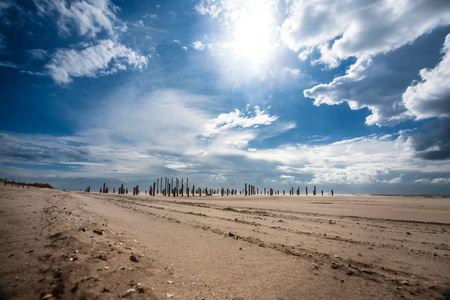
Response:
[29, 183, 54, 189]
[0, 179, 54, 189]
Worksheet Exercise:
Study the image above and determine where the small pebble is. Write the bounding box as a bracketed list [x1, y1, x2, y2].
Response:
[122, 288, 136, 297]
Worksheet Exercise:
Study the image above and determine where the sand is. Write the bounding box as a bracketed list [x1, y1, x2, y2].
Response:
[0, 185, 449, 299]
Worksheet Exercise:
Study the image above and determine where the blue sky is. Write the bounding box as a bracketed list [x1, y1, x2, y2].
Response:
[1, 0, 450, 194]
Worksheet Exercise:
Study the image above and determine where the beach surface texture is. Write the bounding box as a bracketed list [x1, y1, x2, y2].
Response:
[0, 184, 449, 299]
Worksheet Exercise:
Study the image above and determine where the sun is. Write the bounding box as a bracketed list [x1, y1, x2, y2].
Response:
[214, 2, 279, 81]
[232, 14, 272, 64]
[230, 5, 276, 65]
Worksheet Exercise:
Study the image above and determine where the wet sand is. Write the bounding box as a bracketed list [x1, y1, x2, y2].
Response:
[0, 185, 449, 299]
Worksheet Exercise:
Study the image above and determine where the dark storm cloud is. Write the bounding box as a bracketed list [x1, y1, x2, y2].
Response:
[411, 118, 450, 160]
[0, 133, 90, 163]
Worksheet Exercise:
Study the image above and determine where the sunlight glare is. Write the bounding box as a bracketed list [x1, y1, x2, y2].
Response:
[231, 5, 275, 65]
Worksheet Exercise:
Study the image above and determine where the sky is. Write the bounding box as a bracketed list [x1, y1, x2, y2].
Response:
[0, 0, 450, 194]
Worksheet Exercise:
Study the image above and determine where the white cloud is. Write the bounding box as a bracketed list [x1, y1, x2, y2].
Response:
[134, 19, 144, 27]
[143, 13, 158, 20]
[45, 39, 148, 84]
[192, 41, 205, 51]
[26, 49, 48, 60]
[0, 61, 19, 69]
[280, 0, 450, 67]
[244, 133, 449, 185]
[165, 162, 195, 171]
[2, 102, 450, 190]
[431, 178, 450, 184]
[33, 0, 120, 38]
[195, 0, 222, 18]
[283, 67, 302, 78]
[211, 173, 227, 182]
[415, 177, 450, 184]
[403, 34, 450, 120]
[304, 31, 450, 132]
[203, 106, 278, 136]
[304, 56, 409, 126]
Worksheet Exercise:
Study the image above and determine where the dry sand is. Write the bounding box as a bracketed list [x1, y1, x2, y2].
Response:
[0, 184, 449, 299]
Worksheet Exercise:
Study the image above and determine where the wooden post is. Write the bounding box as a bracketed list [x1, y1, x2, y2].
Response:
[192, 185, 195, 197]
[245, 183, 247, 196]
[306, 187, 308, 195]
[181, 179, 184, 197]
[157, 178, 159, 194]
[153, 182, 156, 196]
[297, 187, 300, 195]
[186, 178, 189, 197]
[331, 189, 334, 196]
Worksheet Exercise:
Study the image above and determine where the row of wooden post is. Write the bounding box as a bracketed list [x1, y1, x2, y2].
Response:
[82, 179, 334, 197]
[3, 178, 29, 188]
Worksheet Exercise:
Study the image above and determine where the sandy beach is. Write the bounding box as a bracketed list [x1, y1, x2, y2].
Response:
[0, 184, 449, 299]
